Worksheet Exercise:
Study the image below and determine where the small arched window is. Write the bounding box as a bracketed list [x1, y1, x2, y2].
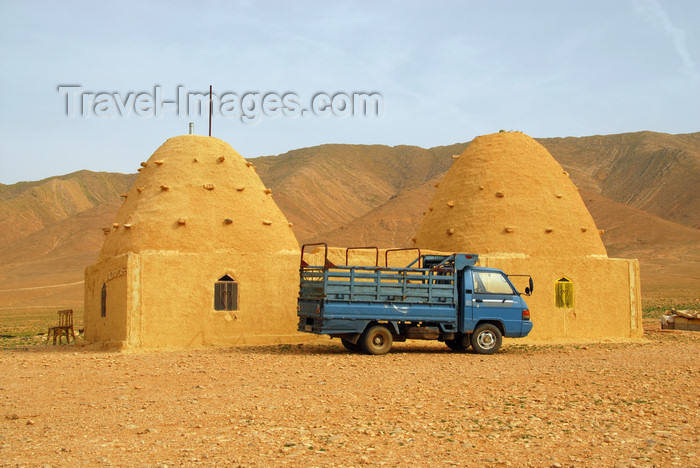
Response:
[101, 283, 107, 317]
[215, 274, 238, 311]
[555, 277, 574, 309]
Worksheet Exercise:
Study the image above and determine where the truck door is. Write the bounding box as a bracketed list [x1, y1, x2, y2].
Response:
[470, 270, 522, 336]
[461, 269, 475, 332]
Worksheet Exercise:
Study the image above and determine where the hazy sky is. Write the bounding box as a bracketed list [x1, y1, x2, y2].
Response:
[1, 0, 698, 183]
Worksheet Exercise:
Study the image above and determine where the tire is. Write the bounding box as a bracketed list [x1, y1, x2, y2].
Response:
[341, 338, 363, 353]
[470, 324, 502, 355]
[360, 325, 393, 355]
[445, 335, 469, 352]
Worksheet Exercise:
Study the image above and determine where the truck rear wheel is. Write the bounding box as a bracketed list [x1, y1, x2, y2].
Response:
[445, 335, 469, 352]
[341, 338, 363, 353]
[361, 325, 393, 355]
[470, 324, 502, 355]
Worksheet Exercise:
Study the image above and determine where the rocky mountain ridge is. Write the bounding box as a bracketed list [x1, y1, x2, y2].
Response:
[0, 131, 698, 311]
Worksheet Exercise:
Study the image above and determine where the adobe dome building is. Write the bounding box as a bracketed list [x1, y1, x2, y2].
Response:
[84, 135, 304, 349]
[414, 132, 643, 341]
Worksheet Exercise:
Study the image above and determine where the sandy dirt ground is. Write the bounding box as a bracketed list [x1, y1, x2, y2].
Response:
[1, 321, 698, 467]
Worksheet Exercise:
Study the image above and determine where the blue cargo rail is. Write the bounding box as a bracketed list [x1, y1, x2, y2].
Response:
[297, 243, 533, 355]
[300, 265, 456, 304]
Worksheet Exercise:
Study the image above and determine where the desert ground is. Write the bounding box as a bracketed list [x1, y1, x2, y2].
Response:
[1, 319, 698, 467]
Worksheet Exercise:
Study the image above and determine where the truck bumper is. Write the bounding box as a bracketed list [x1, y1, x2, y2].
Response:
[297, 315, 323, 334]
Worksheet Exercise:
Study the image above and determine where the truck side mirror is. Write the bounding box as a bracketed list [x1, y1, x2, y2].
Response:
[525, 287, 531, 296]
[528, 278, 534, 295]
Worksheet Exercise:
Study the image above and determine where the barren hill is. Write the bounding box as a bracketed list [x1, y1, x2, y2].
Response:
[253, 144, 454, 242]
[0, 131, 698, 313]
[0, 173, 136, 311]
[0, 171, 137, 247]
[541, 132, 700, 229]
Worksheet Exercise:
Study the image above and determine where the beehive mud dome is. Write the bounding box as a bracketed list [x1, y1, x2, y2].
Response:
[84, 135, 308, 349]
[414, 132, 643, 342]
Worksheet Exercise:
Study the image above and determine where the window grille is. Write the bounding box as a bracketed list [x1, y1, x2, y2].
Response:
[215, 274, 238, 311]
[555, 277, 574, 308]
[101, 283, 107, 317]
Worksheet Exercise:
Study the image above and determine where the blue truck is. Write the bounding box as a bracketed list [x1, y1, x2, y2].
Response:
[297, 244, 533, 355]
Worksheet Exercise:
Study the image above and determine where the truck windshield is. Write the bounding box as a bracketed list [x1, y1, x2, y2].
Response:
[472, 271, 515, 295]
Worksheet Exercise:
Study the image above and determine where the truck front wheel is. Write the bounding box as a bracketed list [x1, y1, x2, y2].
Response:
[470, 324, 502, 355]
[361, 325, 393, 355]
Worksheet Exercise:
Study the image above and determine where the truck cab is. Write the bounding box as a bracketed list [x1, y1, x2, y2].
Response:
[459, 266, 533, 352]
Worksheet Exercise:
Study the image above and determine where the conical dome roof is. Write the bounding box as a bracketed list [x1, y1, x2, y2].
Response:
[414, 132, 607, 257]
[100, 135, 298, 258]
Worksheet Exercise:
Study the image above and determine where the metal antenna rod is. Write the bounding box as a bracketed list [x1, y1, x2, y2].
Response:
[208, 85, 213, 137]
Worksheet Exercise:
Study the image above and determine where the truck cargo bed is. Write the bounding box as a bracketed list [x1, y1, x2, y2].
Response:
[299, 266, 456, 305]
